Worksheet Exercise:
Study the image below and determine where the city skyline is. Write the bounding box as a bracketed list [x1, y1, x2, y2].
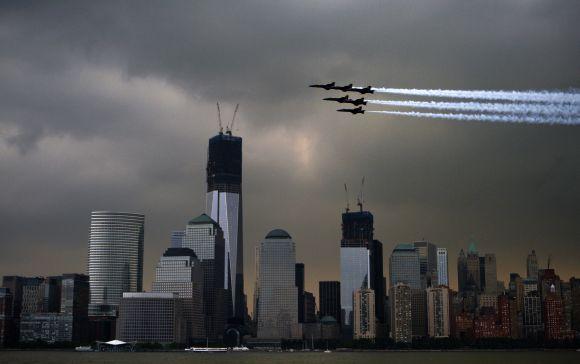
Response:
[1, 1, 579, 315]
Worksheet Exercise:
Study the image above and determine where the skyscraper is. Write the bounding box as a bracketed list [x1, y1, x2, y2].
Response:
[389, 244, 421, 289]
[353, 288, 375, 339]
[295, 263, 305, 323]
[340, 210, 373, 331]
[457, 249, 468, 293]
[254, 229, 299, 339]
[151, 247, 205, 341]
[413, 241, 438, 288]
[205, 132, 245, 321]
[466, 245, 481, 292]
[390, 283, 412, 343]
[484, 254, 498, 295]
[526, 250, 539, 279]
[319, 281, 341, 325]
[369, 240, 386, 330]
[181, 214, 227, 338]
[437, 248, 449, 287]
[88, 211, 145, 316]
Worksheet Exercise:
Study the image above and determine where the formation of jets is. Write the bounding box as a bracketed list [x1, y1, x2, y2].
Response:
[309, 82, 373, 115]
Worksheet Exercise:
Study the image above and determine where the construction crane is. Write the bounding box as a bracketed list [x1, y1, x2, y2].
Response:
[226, 103, 240, 135]
[216, 102, 223, 134]
[344, 183, 350, 212]
[357, 176, 365, 212]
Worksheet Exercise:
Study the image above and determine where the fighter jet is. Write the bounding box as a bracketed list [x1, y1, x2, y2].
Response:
[324, 95, 367, 106]
[351, 86, 374, 94]
[323, 95, 350, 103]
[332, 83, 354, 92]
[337, 106, 365, 114]
[309, 82, 336, 90]
[346, 97, 367, 106]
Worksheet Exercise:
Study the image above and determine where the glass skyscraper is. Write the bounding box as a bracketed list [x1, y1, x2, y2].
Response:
[181, 214, 226, 338]
[437, 248, 449, 287]
[389, 244, 421, 290]
[254, 229, 299, 339]
[88, 211, 144, 315]
[205, 132, 245, 321]
[340, 210, 373, 330]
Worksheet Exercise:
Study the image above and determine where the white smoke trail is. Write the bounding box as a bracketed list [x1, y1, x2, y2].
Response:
[366, 99, 580, 116]
[369, 110, 580, 125]
[370, 88, 580, 104]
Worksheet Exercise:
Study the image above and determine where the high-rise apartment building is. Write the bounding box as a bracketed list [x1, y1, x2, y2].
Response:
[319, 281, 341, 325]
[205, 132, 245, 321]
[340, 210, 373, 331]
[181, 214, 226, 338]
[427, 286, 452, 338]
[151, 247, 205, 341]
[88, 211, 144, 315]
[353, 288, 375, 339]
[390, 283, 412, 343]
[437, 248, 449, 287]
[254, 229, 299, 339]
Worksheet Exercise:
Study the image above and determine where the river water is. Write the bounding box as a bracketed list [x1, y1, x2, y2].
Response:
[0, 350, 577, 364]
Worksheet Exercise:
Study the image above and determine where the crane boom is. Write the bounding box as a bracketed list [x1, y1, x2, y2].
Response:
[216, 102, 223, 133]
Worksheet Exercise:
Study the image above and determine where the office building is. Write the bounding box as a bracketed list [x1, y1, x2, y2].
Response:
[319, 281, 341, 325]
[457, 249, 468, 293]
[353, 288, 375, 339]
[151, 247, 205, 341]
[427, 286, 451, 338]
[205, 132, 245, 321]
[304, 291, 317, 324]
[369, 240, 386, 330]
[466, 245, 481, 292]
[389, 244, 421, 290]
[340, 209, 373, 331]
[483, 254, 497, 295]
[389, 283, 412, 343]
[295, 263, 305, 323]
[570, 277, 580, 332]
[116, 292, 185, 344]
[437, 248, 449, 287]
[88, 211, 145, 315]
[0, 288, 12, 347]
[181, 214, 226, 338]
[526, 250, 539, 279]
[413, 241, 438, 288]
[254, 229, 299, 339]
[19, 274, 89, 344]
[170, 230, 185, 248]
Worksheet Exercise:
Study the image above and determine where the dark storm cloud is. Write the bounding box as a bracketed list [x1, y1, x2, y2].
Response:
[1, 1, 579, 302]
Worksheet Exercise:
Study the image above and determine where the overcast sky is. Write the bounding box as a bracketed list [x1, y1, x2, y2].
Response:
[1, 1, 579, 310]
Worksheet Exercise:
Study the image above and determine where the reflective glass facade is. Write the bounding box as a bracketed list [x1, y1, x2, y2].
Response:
[88, 211, 144, 315]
